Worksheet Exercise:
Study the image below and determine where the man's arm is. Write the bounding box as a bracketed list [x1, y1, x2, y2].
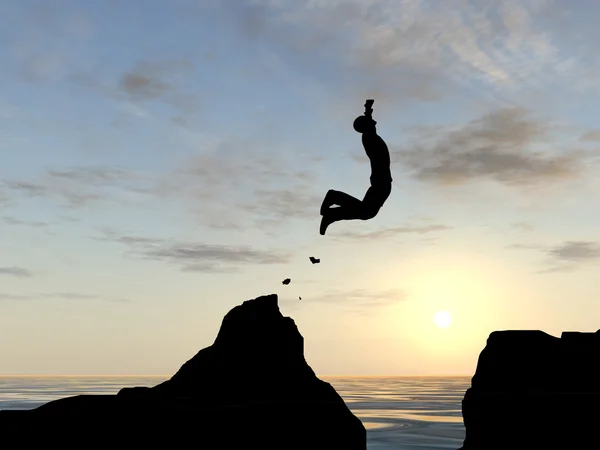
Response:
[364, 99, 374, 120]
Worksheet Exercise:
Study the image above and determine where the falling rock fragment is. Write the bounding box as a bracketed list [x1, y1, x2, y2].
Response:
[282, 278, 291, 285]
[309, 257, 320, 264]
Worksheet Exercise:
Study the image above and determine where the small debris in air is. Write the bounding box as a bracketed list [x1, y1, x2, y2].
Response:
[309, 257, 320, 264]
[282, 278, 291, 285]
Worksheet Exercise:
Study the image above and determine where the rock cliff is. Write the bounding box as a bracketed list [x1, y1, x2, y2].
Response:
[0, 294, 366, 449]
[459, 330, 600, 450]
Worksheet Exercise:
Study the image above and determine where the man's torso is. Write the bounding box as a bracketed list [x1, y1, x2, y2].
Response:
[363, 133, 392, 185]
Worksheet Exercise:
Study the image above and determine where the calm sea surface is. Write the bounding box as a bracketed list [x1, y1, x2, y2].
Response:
[0, 376, 469, 449]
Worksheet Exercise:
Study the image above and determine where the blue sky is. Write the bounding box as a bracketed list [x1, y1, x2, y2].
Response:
[2, 0, 600, 375]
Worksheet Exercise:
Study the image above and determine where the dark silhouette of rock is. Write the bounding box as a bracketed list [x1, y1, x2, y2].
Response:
[0, 294, 366, 449]
[282, 278, 291, 285]
[309, 256, 320, 264]
[459, 329, 600, 450]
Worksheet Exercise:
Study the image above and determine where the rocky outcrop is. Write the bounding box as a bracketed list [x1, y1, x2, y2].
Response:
[0, 294, 366, 449]
[459, 330, 600, 450]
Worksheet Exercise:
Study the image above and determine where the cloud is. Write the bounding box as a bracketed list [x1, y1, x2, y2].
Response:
[70, 59, 202, 119]
[1, 153, 318, 230]
[3, 216, 49, 227]
[419, 236, 439, 245]
[297, 288, 408, 314]
[239, 188, 322, 226]
[46, 166, 135, 186]
[512, 221, 535, 232]
[42, 293, 131, 303]
[7, 4, 94, 82]
[0, 292, 130, 302]
[96, 229, 291, 272]
[509, 240, 600, 272]
[548, 241, 600, 262]
[395, 107, 585, 186]
[2, 180, 48, 197]
[117, 60, 198, 107]
[579, 130, 600, 142]
[336, 223, 451, 240]
[144, 245, 287, 272]
[0, 293, 31, 300]
[0, 267, 34, 278]
[151, 135, 322, 230]
[1, 165, 155, 208]
[225, 0, 583, 102]
[120, 69, 171, 101]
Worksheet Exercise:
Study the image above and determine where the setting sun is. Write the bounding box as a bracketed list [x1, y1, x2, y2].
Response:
[434, 311, 452, 328]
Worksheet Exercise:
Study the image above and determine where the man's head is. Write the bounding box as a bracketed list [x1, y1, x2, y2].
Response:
[353, 115, 377, 134]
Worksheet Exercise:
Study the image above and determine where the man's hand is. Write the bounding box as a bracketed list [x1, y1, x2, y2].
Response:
[364, 99, 374, 120]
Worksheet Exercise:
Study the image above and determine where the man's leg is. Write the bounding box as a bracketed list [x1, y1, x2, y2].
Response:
[320, 189, 362, 215]
[319, 184, 391, 235]
[320, 195, 381, 236]
[320, 203, 379, 235]
[361, 183, 391, 211]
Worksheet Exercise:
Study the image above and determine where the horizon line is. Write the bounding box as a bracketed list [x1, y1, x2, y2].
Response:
[0, 374, 473, 378]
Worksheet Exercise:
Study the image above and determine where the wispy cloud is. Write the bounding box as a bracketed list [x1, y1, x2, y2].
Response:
[0, 266, 34, 278]
[395, 107, 586, 187]
[71, 58, 202, 120]
[336, 223, 451, 240]
[229, 0, 583, 102]
[118, 60, 201, 114]
[46, 166, 135, 186]
[43, 292, 131, 303]
[549, 241, 600, 262]
[151, 135, 322, 230]
[0, 291, 130, 302]
[1, 135, 320, 230]
[7, 4, 94, 82]
[3, 216, 49, 227]
[0, 293, 31, 300]
[512, 221, 535, 232]
[1, 165, 155, 208]
[579, 130, 600, 142]
[119, 63, 172, 101]
[296, 288, 408, 314]
[509, 240, 600, 272]
[239, 188, 322, 227]
[96, 229, 291, 273]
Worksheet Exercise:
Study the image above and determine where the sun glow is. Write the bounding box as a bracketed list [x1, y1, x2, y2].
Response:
[434, 310, 452, 328]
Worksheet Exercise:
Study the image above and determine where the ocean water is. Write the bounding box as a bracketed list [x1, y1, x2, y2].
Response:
[0, 376, 469, 449]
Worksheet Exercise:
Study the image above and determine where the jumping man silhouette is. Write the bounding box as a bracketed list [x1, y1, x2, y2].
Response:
[319, 99, 392, 235]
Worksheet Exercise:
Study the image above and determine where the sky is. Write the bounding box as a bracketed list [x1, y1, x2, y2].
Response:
[2, 0, 600, 376]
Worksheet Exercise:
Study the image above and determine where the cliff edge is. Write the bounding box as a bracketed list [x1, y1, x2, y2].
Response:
[459, 329, 600, 450]
[0, 294, 366, 449]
